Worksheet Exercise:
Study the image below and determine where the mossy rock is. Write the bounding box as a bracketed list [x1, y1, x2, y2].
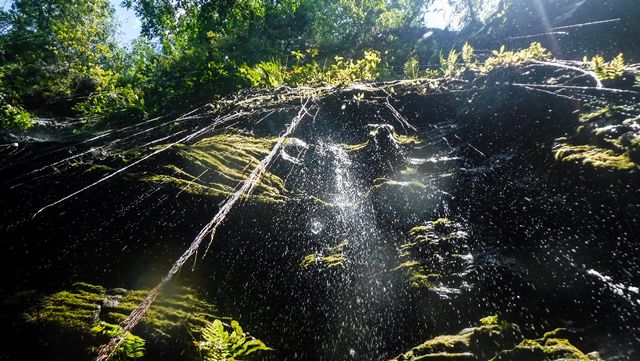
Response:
[556, 102, 640, 173]
[126, 133, 290, 203]
[23, 282, 219, 360]
[395, 218, 473, 295]
[301, 239, 349, 270]
[392, 317, 522, 361]
[553, 141, 638, 172]
[491, 338, 595, 361]
[392, 317, 599, 361]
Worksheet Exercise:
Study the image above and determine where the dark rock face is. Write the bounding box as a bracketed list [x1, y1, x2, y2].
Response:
[1, 62, 639, 360]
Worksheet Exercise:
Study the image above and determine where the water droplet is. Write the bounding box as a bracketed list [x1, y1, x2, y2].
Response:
[310, 220, 324, 235]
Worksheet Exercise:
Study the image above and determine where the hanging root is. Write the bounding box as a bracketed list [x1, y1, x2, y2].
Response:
[32, 111, 244, 218]
[96, 98, 316, 361]
[511, 83, 640, 95]
[384, 99, 417, 133]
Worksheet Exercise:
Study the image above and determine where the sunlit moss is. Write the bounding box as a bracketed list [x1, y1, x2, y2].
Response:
[554, 142, 638, 171]
[84, 164, 113, 173]
[393, 133, 421, 146]
[479, 315, 500, 326]
[371, 178, 425, 191]
[400, 166, 417, 176]
[391, 319, 522, 361]
[393, 317, 596, 361]
[395, 218, 471, 293]
[25, 282, 218, 353]
[309, 195, 334, 207]
[579, 106, 613, 123]
[407, 225, 429, 236]
[106, 287, 217, 338]
[407, 272, 442, 289]
[300, 253, 318, 269]
[432, 217, 453, 232]
[344, 141, 369, 152]
[136, 133, 289, 203]
[345, 125, 422, 153]
[492, 337, 592, 361]
[301, 239, 349, 270]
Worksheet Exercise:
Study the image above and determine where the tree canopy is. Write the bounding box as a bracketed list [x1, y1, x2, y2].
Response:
[1, 0, 638, 129]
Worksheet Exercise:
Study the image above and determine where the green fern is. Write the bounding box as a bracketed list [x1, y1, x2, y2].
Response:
[440, 49, 460, 78]
[585, 53, 625, 80]
[403, 56, 420, 79]
[462, 42, 475, 65]
[91, 322, 145, 359]
[482, 42, 550, 71]
[196, 319, 272, 361]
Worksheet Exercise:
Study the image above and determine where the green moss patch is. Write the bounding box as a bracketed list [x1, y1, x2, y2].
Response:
[395, 218, 472, 294]
[24, 282, 220, 359]
[553, 142, 638, 172]
[392, 317, 599, 361]
[130, 133, 290, 203]
[392, 316, 522, 361]
[301, 239, 349, 270]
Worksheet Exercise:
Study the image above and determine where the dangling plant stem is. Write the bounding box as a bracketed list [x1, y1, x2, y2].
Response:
[96, 98, 316, 361]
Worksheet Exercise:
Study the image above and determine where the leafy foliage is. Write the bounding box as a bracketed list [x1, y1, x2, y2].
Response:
[196, 319, 271, 361]
[403, 56, 420, 79]
[482, 42, 551, 71]
[440, 49, 460, 78]
[462, 42, 476, 65]
[0, 0, 143, 123]
[1, 95, 32, 129]
[239, 60, 287, 88]
[239, 49, 382, 88]
[0, 0, 612, 129]
[90, 322, 145, 359]
[585, 53, 625, 80]
[324, 50, 382, 85]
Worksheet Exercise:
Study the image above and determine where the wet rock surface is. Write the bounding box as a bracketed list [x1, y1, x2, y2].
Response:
[1, 63, 640, 360]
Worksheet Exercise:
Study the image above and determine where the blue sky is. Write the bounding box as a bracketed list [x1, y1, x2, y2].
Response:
[110, 0, 141, 44]
[2, 0, 140, 44]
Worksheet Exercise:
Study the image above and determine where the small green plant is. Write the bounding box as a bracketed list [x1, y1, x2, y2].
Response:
[301, 239, 349, 269]
[353, 92, 365, 102]
[403, 56, 420, 79]
[479, 315, 500, 325]
[196, 319, 271, 361]
[238, 59, 287, 88]
[289, 49, 322, 85]
[324, 50, 381, 85]
[482, 42, 550, 71]
[91, 322, 145, 359]
[1, 101, 32, 130]
[585, 53, 625, 80]
[462, 42, 476, 65]
[440, 49, 460, 78]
